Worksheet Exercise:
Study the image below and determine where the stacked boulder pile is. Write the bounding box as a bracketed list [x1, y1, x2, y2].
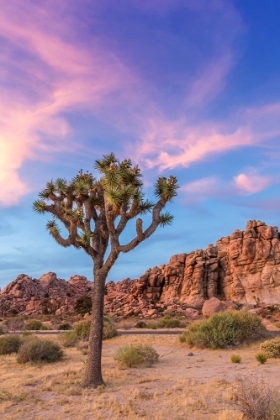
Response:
[1, 220, 280, 317]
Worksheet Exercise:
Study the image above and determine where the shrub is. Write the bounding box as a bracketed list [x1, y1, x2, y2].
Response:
[115, 345, 159, 368]
[73, 320, 90, 340]
[135, 321, 148, 329]
[4, 318, 24, 332]
[255, 352, 267, 364]
[157, 316, 186, 328]
[0, 335, 23, 355]
[0, 326, 5, 335]
[74, 317, 117, 341]
[17, 339, 63, 364]
[231, 354, 241, 363]
[22, 331, 33, 337]
[180, 310, 266, 349]
[275, 321, 280, 328]
[24, 320, 44, 330]
[103, 316, 118, 340]
[58, 323, 72, 330]
[233, 376, 279, 419]
[149, 323, 157, 330]
[260, 338, 280, 358]
[60, 331, 79, 347]
[74, 296, 92, 315]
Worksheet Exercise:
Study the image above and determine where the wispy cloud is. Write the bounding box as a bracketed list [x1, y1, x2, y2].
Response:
[0, 1, 136, 205]
[233, 171, 272, 195]
[181, 169, 274, 205]
[2, 0, 279, 208]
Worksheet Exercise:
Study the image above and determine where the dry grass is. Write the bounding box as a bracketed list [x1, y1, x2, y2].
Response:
[0, 332, 279, 419]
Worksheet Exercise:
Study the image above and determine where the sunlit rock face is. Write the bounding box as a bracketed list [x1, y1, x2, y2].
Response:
[128, 220, 280, 309]
[1, 220, 280, 316]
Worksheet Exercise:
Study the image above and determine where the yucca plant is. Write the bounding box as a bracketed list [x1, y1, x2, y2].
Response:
[33, 153, 178, 388]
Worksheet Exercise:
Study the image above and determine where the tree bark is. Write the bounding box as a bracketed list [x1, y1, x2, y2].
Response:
[81, 268, 106, 388]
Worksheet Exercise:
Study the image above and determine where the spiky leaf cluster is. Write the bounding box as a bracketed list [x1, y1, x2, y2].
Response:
[33, 153, 178, 271]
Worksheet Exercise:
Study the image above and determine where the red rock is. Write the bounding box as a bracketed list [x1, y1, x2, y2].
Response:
[202, 297, 225, 316]
[2, 220, 280, 317]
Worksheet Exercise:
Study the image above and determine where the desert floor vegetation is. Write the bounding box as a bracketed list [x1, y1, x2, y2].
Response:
[0, 331, 280, 419]
[179, 310, 266, 349]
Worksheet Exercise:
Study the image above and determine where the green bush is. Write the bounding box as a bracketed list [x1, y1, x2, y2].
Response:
[103, 316, 118, 340]
[135, 321, 148, 329]
[115, 345, 159, 368]
[260, 338, 280, 358]
[157, 315, 186, 328]
[22, 331, 33, 337]
[74, 296, 92, 315]
[60, 331, 79, 347]
[231, 354, 241, 363]
[17, 339, 63, 364]
[0, 326, 5, 335]
[24, 320, 45, 330]
[0, 335, 23, 355]
[180, 310, 265, 349]
[73, 320, 91, 340]
[274, 322, 280, 328]
[255, 352, 267, 364]
[58, 323, 72, 330]
[74, 317, 117, 341]
[149, 323, 157, 330]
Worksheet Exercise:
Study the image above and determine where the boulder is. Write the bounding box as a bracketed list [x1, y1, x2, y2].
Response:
[202, 297, 225, 316]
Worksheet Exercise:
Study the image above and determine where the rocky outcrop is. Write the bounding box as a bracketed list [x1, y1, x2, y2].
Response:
[1, 220, 280, 316]
[0, 272, 92, 316]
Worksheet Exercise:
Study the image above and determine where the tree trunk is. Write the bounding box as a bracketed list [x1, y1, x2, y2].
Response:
[81, 269, 106, 388]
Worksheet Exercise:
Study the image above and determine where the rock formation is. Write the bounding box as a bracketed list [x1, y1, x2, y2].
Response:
[1, 220, 280, 316]
[0, 272, 92, 316]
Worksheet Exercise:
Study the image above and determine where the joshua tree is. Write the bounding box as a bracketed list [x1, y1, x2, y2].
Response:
[33, 153, 178, 387]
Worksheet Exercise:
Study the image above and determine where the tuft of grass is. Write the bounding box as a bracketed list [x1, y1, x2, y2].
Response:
[255, 352, 267, 364]
[0, 335, 23, 355]
[231, 354, 241, 363]
[59, 331, 79, 347]
[114, 345, 159, 368]
[233, 376, 280, 419]
[103, 316, 118, 340]
[58, 323, 72, 330]
[180, 310, 266, 349]
[156, 315, 186, 328]
[135, 321, 148, 329]
[260, 338, 280, 358]
[22, 331, 33, 337]
[17, 338, 63, 364]
[73, 316, 117, 341]
[24, 320, 48, 330]
[73, 320, 90, 340]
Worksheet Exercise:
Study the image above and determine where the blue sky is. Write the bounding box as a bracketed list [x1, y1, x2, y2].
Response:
[0, 0, 280, 288]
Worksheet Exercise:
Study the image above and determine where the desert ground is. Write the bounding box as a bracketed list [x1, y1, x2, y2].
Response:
[0, 325, 280, 420]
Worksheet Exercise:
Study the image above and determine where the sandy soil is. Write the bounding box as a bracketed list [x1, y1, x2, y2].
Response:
[0, 332, 279, 420]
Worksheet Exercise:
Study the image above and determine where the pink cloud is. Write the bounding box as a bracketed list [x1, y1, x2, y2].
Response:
[1, 0, 277, 208]
[181, 169, 274, 205]
[0, 1, 136, 205]
[233, 171, 272, 195]
[134, 98, 280, 172]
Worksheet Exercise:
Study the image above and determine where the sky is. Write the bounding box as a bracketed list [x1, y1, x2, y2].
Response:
[0, 0, 280, 288]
